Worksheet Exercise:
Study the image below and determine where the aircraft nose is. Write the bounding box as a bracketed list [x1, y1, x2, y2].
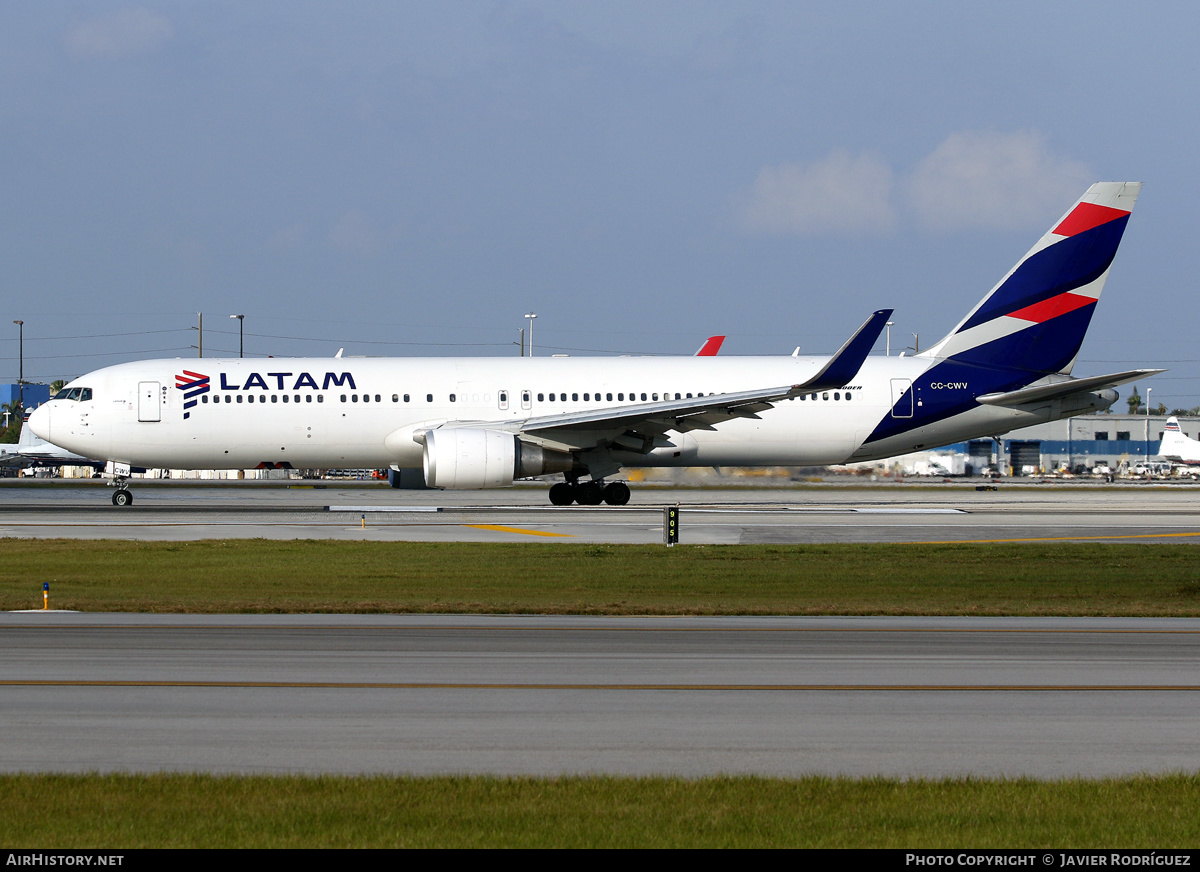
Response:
[28, 403, 51, 441]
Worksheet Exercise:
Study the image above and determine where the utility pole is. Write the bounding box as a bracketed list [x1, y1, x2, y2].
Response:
[1146, 386, 1153, 465]
[197, 312, 203, 358]
[12, 320, 23, 409]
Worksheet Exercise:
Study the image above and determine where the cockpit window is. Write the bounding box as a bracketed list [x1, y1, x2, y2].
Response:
[54, 387, 92, 401]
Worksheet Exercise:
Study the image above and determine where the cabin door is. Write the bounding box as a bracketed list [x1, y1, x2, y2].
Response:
[890, 378, 913, 418]
[138, 381, 161, 422]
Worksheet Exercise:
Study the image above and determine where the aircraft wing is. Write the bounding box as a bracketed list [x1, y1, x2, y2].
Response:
[474, 309, 892, 453]
[976, 368, 1165, 407]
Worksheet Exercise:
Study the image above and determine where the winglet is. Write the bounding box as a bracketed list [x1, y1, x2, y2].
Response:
[694, 336, 725, 356]
[794, 309, 892, 394]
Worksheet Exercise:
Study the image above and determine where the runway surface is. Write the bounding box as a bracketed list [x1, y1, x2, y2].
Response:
[4, 480, 1200, 543]
[3, 613, 1199, 778]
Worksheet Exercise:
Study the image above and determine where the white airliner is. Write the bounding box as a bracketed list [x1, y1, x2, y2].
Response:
[31, 182, 1161, 507]
[1157, 417, 1200, 466]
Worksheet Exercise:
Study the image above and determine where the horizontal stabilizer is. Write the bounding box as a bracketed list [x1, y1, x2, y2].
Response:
[976, 368, 1164, 407]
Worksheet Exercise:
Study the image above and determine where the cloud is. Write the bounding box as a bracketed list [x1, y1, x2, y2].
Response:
[736, 150, 895, 236]
[65, 8, 173, 60]
[906, 130, 1091, 231]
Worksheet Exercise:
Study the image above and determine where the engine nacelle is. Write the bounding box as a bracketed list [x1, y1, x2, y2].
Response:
[422, 429, 573, 489]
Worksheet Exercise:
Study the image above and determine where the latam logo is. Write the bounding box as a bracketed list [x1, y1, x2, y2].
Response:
[175, 370, 359, 421]
[176, 370, 211, 419]
[218, 371, 357, 391]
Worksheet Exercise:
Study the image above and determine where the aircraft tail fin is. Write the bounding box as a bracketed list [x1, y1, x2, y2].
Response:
[17, 412, 38, 450]
[922, 182, 1141, 376]
[1159, 417, 1198, 462]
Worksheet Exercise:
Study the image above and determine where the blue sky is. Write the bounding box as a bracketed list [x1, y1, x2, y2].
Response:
[3, 2, 1198, 409]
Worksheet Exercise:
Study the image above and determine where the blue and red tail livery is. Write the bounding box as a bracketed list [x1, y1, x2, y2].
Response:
[861, 183, 1150, 450]
[927, 182, 1139, 376]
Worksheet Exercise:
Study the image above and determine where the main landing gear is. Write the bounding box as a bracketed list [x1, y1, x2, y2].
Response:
[110, 476, 133, 507]
[548, 479, 631, 507]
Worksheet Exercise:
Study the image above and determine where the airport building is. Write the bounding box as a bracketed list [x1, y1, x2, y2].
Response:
[1, 383, 50, 413]
[902, 414, 1195, 476]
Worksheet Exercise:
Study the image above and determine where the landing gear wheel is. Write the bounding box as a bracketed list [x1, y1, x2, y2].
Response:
[603, 481, 630, 506]
[549, 482, 576, 506]
[576, 481, 605, 506]
[112, 489, 133, 507]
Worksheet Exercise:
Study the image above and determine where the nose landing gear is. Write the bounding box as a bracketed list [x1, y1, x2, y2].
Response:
[110, 475, 133, 507]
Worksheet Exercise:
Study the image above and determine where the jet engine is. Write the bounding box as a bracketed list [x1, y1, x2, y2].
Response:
[422, 429, 573, 489]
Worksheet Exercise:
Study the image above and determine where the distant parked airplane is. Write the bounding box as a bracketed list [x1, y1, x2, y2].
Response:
[1157, 417, 1200, 466]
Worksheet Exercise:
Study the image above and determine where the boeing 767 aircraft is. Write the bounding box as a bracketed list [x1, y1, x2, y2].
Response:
[31, 182, 1160, 506]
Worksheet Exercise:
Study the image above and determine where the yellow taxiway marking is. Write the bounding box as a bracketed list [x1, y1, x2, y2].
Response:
[4, 680, 1200, 691]
[464, 524, 572, 538]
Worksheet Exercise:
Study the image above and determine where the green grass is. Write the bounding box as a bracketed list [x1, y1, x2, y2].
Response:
[2, 773, 1199, 847]
[4, 539, 1200, 615]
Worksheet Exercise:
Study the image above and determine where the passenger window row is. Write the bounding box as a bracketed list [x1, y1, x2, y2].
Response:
[535, 392, 708, 402]
[197, 390, 813, 407]
[199, 389, 855, 407]
[203, 394, 324, 404]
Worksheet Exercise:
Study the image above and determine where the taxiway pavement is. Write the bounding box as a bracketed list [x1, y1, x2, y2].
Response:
[4, 614, 1200, 778]
[2, 480, 1200, 544]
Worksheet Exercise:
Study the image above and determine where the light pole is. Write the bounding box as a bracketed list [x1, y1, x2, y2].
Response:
[230, 314, 244, 358]
[1146, 386, 1153, 465]
[885, 321, 894, 356]
[524, 312, 537, 357]
[12, 320, 22, 409]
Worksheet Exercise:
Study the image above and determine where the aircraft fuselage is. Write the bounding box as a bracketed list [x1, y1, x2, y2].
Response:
[31, 353, 1106, 473]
